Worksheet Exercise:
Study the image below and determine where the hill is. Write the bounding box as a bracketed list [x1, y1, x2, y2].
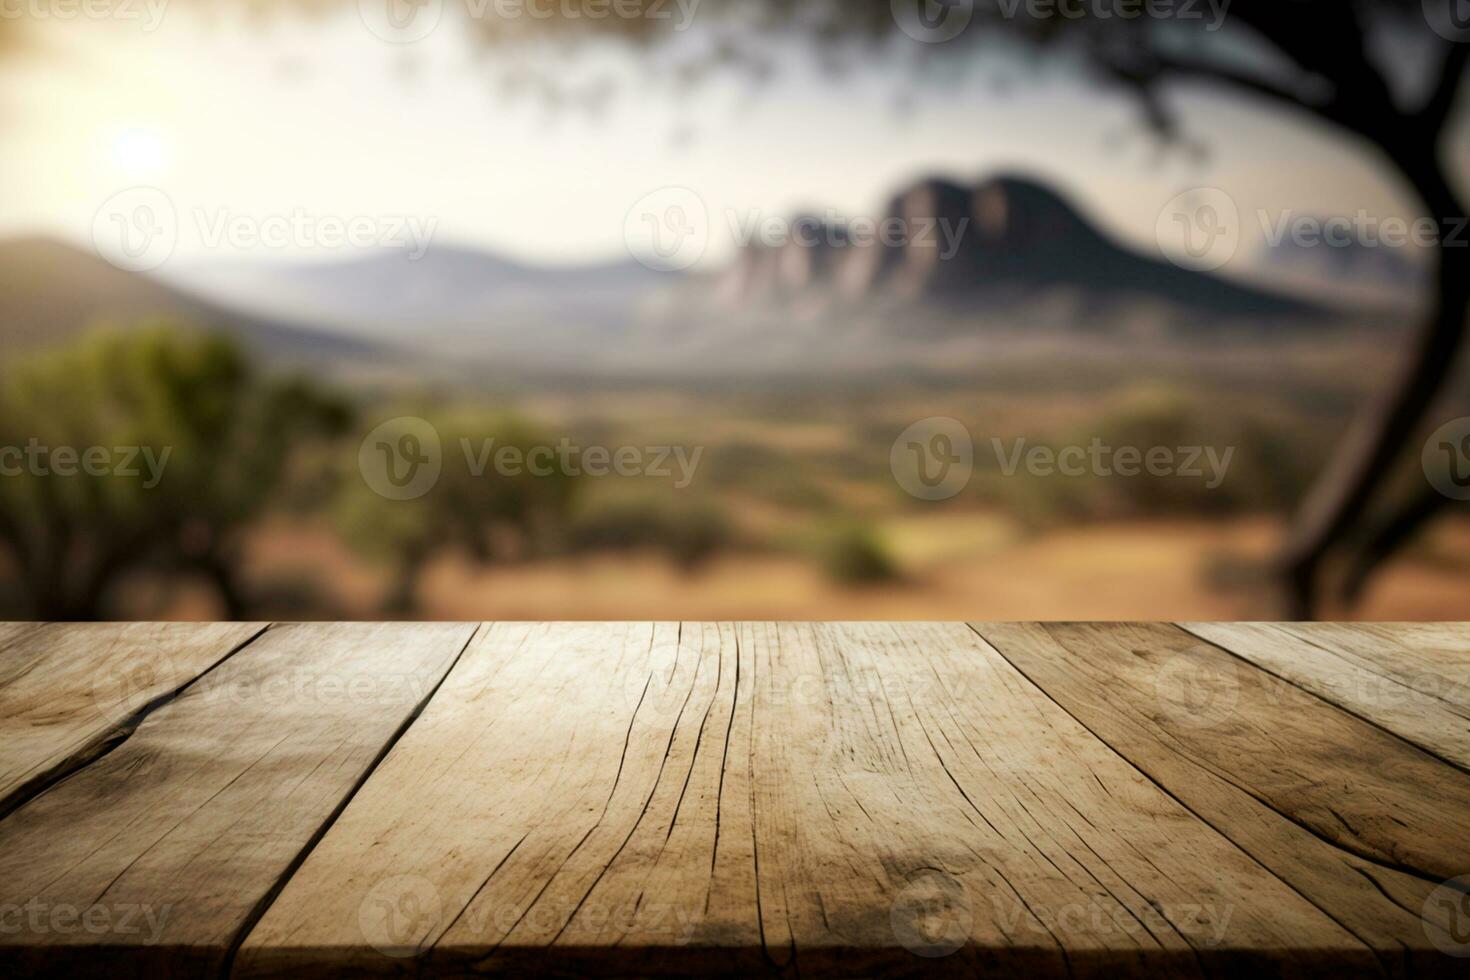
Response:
[164, 244, 667, 338]
[0, 237, 383, 365]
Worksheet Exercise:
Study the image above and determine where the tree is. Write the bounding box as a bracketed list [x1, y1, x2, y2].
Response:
[1084, 1, 1470, 617]
[940, 1, 1469, 616]
[335, 411, 579, 614]
[0, 325, 351, 618]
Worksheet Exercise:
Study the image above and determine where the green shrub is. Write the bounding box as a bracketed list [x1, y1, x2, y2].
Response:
[336, 409, 579, 613]
[819, 524, 900, 585]
[977, 385, 1318, 526]
[567, 495, 732, 570]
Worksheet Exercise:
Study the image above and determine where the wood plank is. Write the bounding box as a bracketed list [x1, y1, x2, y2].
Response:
[0, 621, 478, 977]
[0, 621, 264, 815]
[236, 621, 1365, 978]
[974, 621, 1470, 976]
[1185, 622, 1470, 770]
[0, 622, 45, 657]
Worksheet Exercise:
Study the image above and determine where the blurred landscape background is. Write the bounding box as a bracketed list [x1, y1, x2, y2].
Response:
[2, 1, 1468, 621]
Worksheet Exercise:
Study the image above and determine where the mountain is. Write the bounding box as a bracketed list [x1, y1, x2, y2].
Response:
[1261, 220, 1425, 304]
[0, 236, 382, 365]
[55, 173, 1353, 381]
[163, 244, 668, 338]
[712, 174, 1326, 324]
[161, 178, 1335, 368]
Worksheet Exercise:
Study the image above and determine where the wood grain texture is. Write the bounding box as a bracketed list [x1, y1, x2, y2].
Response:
[0, 621, 477, 978]
[236, 621, 1368, 979]
[1184, 621, 1470, 770]
[974, 621, 1470, 977]
[0, 621, 264, 815]
[0, 622, 45, 656]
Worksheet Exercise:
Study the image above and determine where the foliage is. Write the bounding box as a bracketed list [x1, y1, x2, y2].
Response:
[567, 493, 733, 569]
[975, 385, 1318, 526]
[1078, 386, 1308, 516]
[0, 323, 351, 618]
[335, 410, 580, 612]
[818, 522, 900, 584]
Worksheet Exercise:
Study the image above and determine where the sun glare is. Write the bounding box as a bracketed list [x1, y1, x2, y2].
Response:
[110, 128, 169, 177]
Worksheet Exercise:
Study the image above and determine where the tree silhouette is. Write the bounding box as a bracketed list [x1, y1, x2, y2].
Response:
[935, 0, 1470, 616]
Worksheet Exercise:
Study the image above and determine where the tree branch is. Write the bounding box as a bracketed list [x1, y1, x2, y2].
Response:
[1422, 39, 1470, 133]
[1144, 53, 1321, 119]
[0, 505, 32, 578]
[1340, 486, 1458, 603]
[1222, 0, 1400, 138]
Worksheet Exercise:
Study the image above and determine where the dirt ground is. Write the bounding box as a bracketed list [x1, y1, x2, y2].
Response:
[127, 512, 1470, 622]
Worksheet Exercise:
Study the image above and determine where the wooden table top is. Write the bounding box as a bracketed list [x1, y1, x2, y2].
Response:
[0, 621, 1467, 978]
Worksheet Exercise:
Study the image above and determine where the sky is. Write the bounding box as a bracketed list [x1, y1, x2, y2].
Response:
[0, 5, 1424, 288]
